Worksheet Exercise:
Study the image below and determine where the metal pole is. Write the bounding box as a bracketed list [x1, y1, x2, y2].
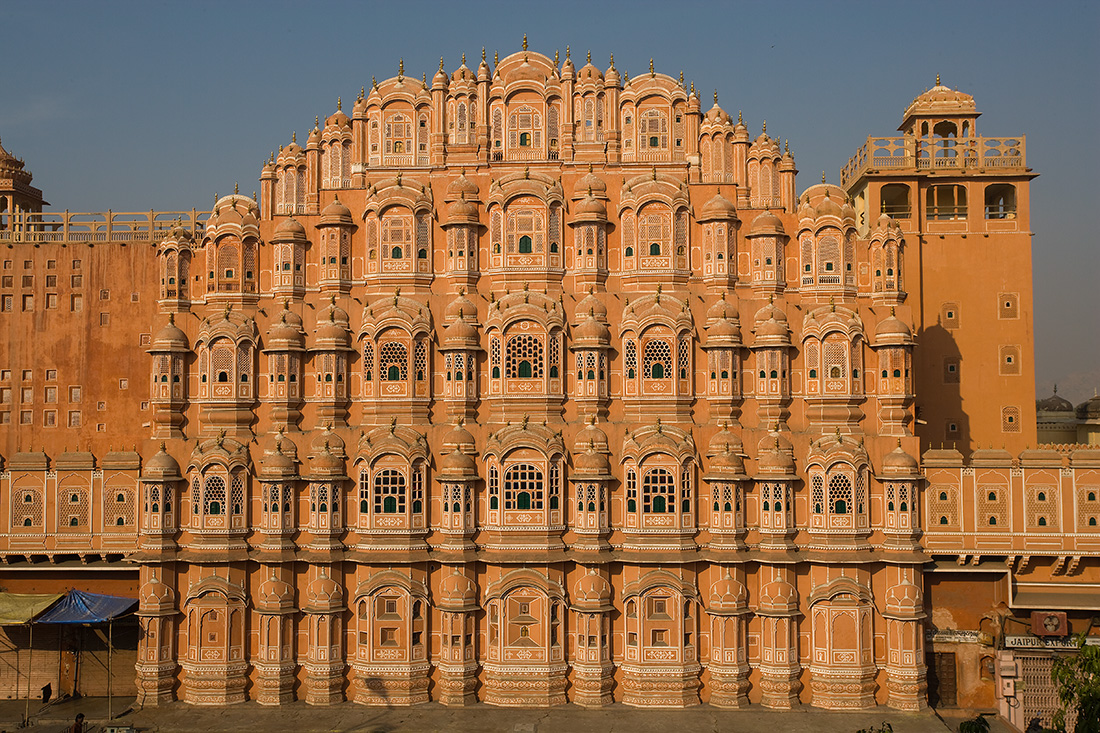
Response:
[24, 622, 32, 725]
[107, 620, 113, 721]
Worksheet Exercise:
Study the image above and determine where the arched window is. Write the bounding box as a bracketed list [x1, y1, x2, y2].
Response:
[519, 235, 532, 254]
[643, 339, 672, 380]
[649, 242, 661, 256]
[374, 469, 406, 514]
[506, 333, 544, 379]
[379, 341, 408, 382]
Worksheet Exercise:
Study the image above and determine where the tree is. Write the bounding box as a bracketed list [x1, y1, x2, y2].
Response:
[1050, 633, 1100, 733]
[959, 713, 991, 733]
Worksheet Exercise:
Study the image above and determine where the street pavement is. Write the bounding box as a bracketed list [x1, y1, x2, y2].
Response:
[0, 695, 1019, 733]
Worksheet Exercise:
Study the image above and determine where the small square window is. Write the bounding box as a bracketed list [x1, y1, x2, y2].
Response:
[100, 312, 110, 326]
[119, 379, 128, 390]
[20, 410, 32, 425]
[71, 294, 83, 312]
[1, 295, 11, 312]
[72, 259, 82, 269]
[0, 411, 9, 424]
[0, 387, 10, 403]
[140, 401, 149, 411]
[2, 260, 10, 269]
[46, 260, 56, 270]
[44, 386, 57, 403]
[97, 401, 106, 411]
[0, 370, 9, 381]
[100, 289, 110, 300]
[20, 387, 32, 403]
[1, 275, 11, 287]
[45, 293, 58, 310]
[45, 370, 56, 381]
[71, 275, 83, 287]
[131, 292, 139, 302]
[21, 275, 33, 287]
[43, 410, 56, 427]
[68, 410, 81, 428]
[139, 334, 151, 346]
[21, 370, 32, 380]
[69, 386, 82, 402]
[22, 294, 34, 311]
[45, 275, 57, 288]
[23, 260, 32, 270]
[96, 423, 106, 432]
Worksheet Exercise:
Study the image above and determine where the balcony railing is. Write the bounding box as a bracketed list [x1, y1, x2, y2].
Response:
[0, 210, 207, 244]
[841, 136, 1026, 187]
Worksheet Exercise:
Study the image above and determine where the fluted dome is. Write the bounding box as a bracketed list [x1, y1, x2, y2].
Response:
[315, 311, 350, 347]
[903, 82, 976, 122]
[706, 317, 740, 345]
[320, 195, 353, 226]
[152, 315, 188, 350]
[1036, 390, 1073, 413]
[574, 289, 608, 321]
[310, 445, 346, 477]
[306, 571, 343, 609]
[448, 172, 480, 200]
[882, 444, 919, 475]
[575, 166, 607, 196]
[699, 192, 737, 221]
[573, 313, 610, 345]
[573, 193, 607, 221]
[1076, 394, 1100, 420]
[143, 444, 181, 480]
[884, 580, 923, 618]
[140, 574, 175, 610]
[814, 191, 844, 219]
[257, 574, 295, 611]
[439, 570, 478, 611]
[440, 447, 477, 477]
[573, 568, 612, 610]
[447, 196, 479, 223]
[207, 194, 259, 233]
[875, 313, 913, 344]
[574, 444, 612, 477]
[709, 571, 748, 614]
[261, 443, 296, 478]
[758, 578, 798, 614]
[754, 301, 790, 343]
[266, 307, 306, 348]
[443, 317, 479, 347]
[707, 293, 738, 322]
[273, 215, 307, 241]
[575, 418, 609, 454]
[749, 209, 786, 237]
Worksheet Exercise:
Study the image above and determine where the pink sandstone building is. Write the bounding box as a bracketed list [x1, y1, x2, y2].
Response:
[0, 46, 1096, 728]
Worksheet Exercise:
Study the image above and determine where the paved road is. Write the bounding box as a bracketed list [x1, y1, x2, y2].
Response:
[0, 696, 1016, 733]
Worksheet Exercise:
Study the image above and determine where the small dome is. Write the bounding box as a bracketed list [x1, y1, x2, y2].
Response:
[1036, 390, 1073, 413]
[443, 317, 479, 347]
[875, 313, 913, 343]
[310, 445, 346, 476]
[444, 291, 479, 322]
[143, 444, 181, 480]
[439, 570, 478, 608]
[140, 574, 175, 608]
[904, 83, 976, 122]
[882, 444, 919, 474]
[574, 445, 612, 476]
[754, 300, 787, 326]
[152, 315, 188, 350]
[574, 290, 608, 321]
[758, 578, 798, 613]
[814, 191, 844, 219]
[261, 443, 296, 477]
[432, 65, 450, 87]
[273, 216, 307, 241]
[757, 433, 795, 474]
[577, 57, 603, 82]
[447, 197, 478, 224]
[306, 571, 343, 607]
[708, 448, 746, 478]
[320, 196, 353, 226]
[573, 568, 612, 608]
[440, 447, 477, 477]
[257, 574, 294, 608]
[442, 421, 476, 453]
[315, 312, 350, 347]
[707, 293, 738, 322]
[704, 103, 732, 125]
[573, 313, 610, 344]
[266, 307, 306, 348]
[325, 106, 351, 129]
[699, 192, 737, 221]
[709, 571, 747, 613]
[573, 194, 607, 220]
[749, 209, 785, 237]
[575, 419, 609, 454]
[706, 317, 740, 344]
[448, 172, 480, 200]
[1076, 394, 1100, 420]
[575, 166, 607, 196]
[884, 581, 922, 617]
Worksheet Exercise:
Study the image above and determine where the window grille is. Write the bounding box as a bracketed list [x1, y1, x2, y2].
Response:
[642, 340, 672, 379]
[811, 474, 825, 514]
[374, 469, 407, 514]
[642, 468, 675, 513]
[379, 341, 408, 381]
[625, 340, 637, 376]
[204, 475, 226, 516]
[506, 333, 544, 378]
[414, 340, 427, 381]
[504, 463, 544, 510]
[363, 341, 375, 380]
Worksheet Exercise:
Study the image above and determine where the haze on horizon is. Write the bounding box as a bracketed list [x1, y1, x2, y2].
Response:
[1, 0, 1096, 404]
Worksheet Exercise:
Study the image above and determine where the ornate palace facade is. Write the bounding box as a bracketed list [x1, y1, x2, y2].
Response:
[1, 47, 1096, 719]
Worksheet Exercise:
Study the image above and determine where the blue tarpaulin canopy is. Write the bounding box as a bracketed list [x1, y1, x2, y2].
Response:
[32, 590, 136, 625]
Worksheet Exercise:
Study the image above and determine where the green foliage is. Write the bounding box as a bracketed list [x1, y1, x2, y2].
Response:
[1051, 633, 1100, 733]
[958, 713, 992, 733]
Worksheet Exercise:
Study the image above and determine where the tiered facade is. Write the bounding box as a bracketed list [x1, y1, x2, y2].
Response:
[1, 48, 1095, 720]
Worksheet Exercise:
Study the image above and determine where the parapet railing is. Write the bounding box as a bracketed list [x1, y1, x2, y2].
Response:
[841, 136, 1026, 187]
[0, 210, 209, 244]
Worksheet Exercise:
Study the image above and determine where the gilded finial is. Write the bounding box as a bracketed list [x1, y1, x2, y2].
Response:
[936, 73, 940, 86]
[649, 58, 654, 75]
[439, 56, 444, 71]
[422, 72, 426, 84]
[785, 139, 789, 153]
[291, 131, 296, 143]
[234, 182, 239, 195]
[679, 70, 684, 86]
[398, 58, 404, 77]
[738, 110, 743, 124]
[554, 49, 559, 65]
[315, 115, 319, 129]
[372, 76, 377, 89]
[461, 52, 466, 65]
[587, 49, 591, 63]
[714, 90, 718, 104]
[494, 50, 499, 65]
[762, 119, 767, 134]
[610, 53, 615, 67]
[522, 33, 528, 52]
[337, 96, 341, 110]
[822, 171, 826, 183]
[360, 86, 365, 99]
[690, 81, 695, 94]
[252, 191, 256, 201]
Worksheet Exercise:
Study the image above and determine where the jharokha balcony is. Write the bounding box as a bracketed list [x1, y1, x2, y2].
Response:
[840, 135, 1027, 187]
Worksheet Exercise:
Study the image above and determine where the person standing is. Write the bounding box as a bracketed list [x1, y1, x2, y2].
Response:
[69, 712, 84, 733]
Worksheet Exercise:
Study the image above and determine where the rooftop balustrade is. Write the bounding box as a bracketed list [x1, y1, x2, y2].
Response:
[0, 210, 208, 244]
[841, 135, 1026, 187]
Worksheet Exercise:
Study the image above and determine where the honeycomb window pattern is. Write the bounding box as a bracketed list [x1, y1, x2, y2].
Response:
[506, 334, 544, 379]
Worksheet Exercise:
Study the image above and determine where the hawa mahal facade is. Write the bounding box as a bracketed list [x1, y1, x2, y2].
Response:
[0, 45, 1096, 722]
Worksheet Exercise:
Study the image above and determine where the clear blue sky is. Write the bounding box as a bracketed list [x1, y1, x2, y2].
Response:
[3, 0, 1097, 403]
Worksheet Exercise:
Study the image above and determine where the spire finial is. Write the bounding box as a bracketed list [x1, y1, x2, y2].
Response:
[936, 73, 941, 86]
[291, 131, 296, 143]
[762, 119, 767, 134]
[422, 72, 426, 84]
[315, 115, 319, 129]
[554, 49, 559, 65]
[398, 58, 404, 78]
[565, 45, 570, 60]
[822, 171, 827, 183]
[523, 33, 528, 52]
[372, 75, 377, 89]
[482, 47, 487, 62]
[610, 53, 614, 67]
[649, 58, 655, 75]
[679, 70, 684, 86]
[785, 139, 789, 153]
[461, 52, 466, 65]
[360, 85, 365, 99]
[738, 110, 743, 124]
[690, 80, 695, 94]
[494, 50, 499, 65]
[439, 56, 444, 71]
[234, 182, 239, 195]
[714, 89, 718, 104]
[337, 96, 342, 110]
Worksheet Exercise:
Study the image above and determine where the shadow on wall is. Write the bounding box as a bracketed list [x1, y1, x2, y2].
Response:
[916, 321, 970, 456]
